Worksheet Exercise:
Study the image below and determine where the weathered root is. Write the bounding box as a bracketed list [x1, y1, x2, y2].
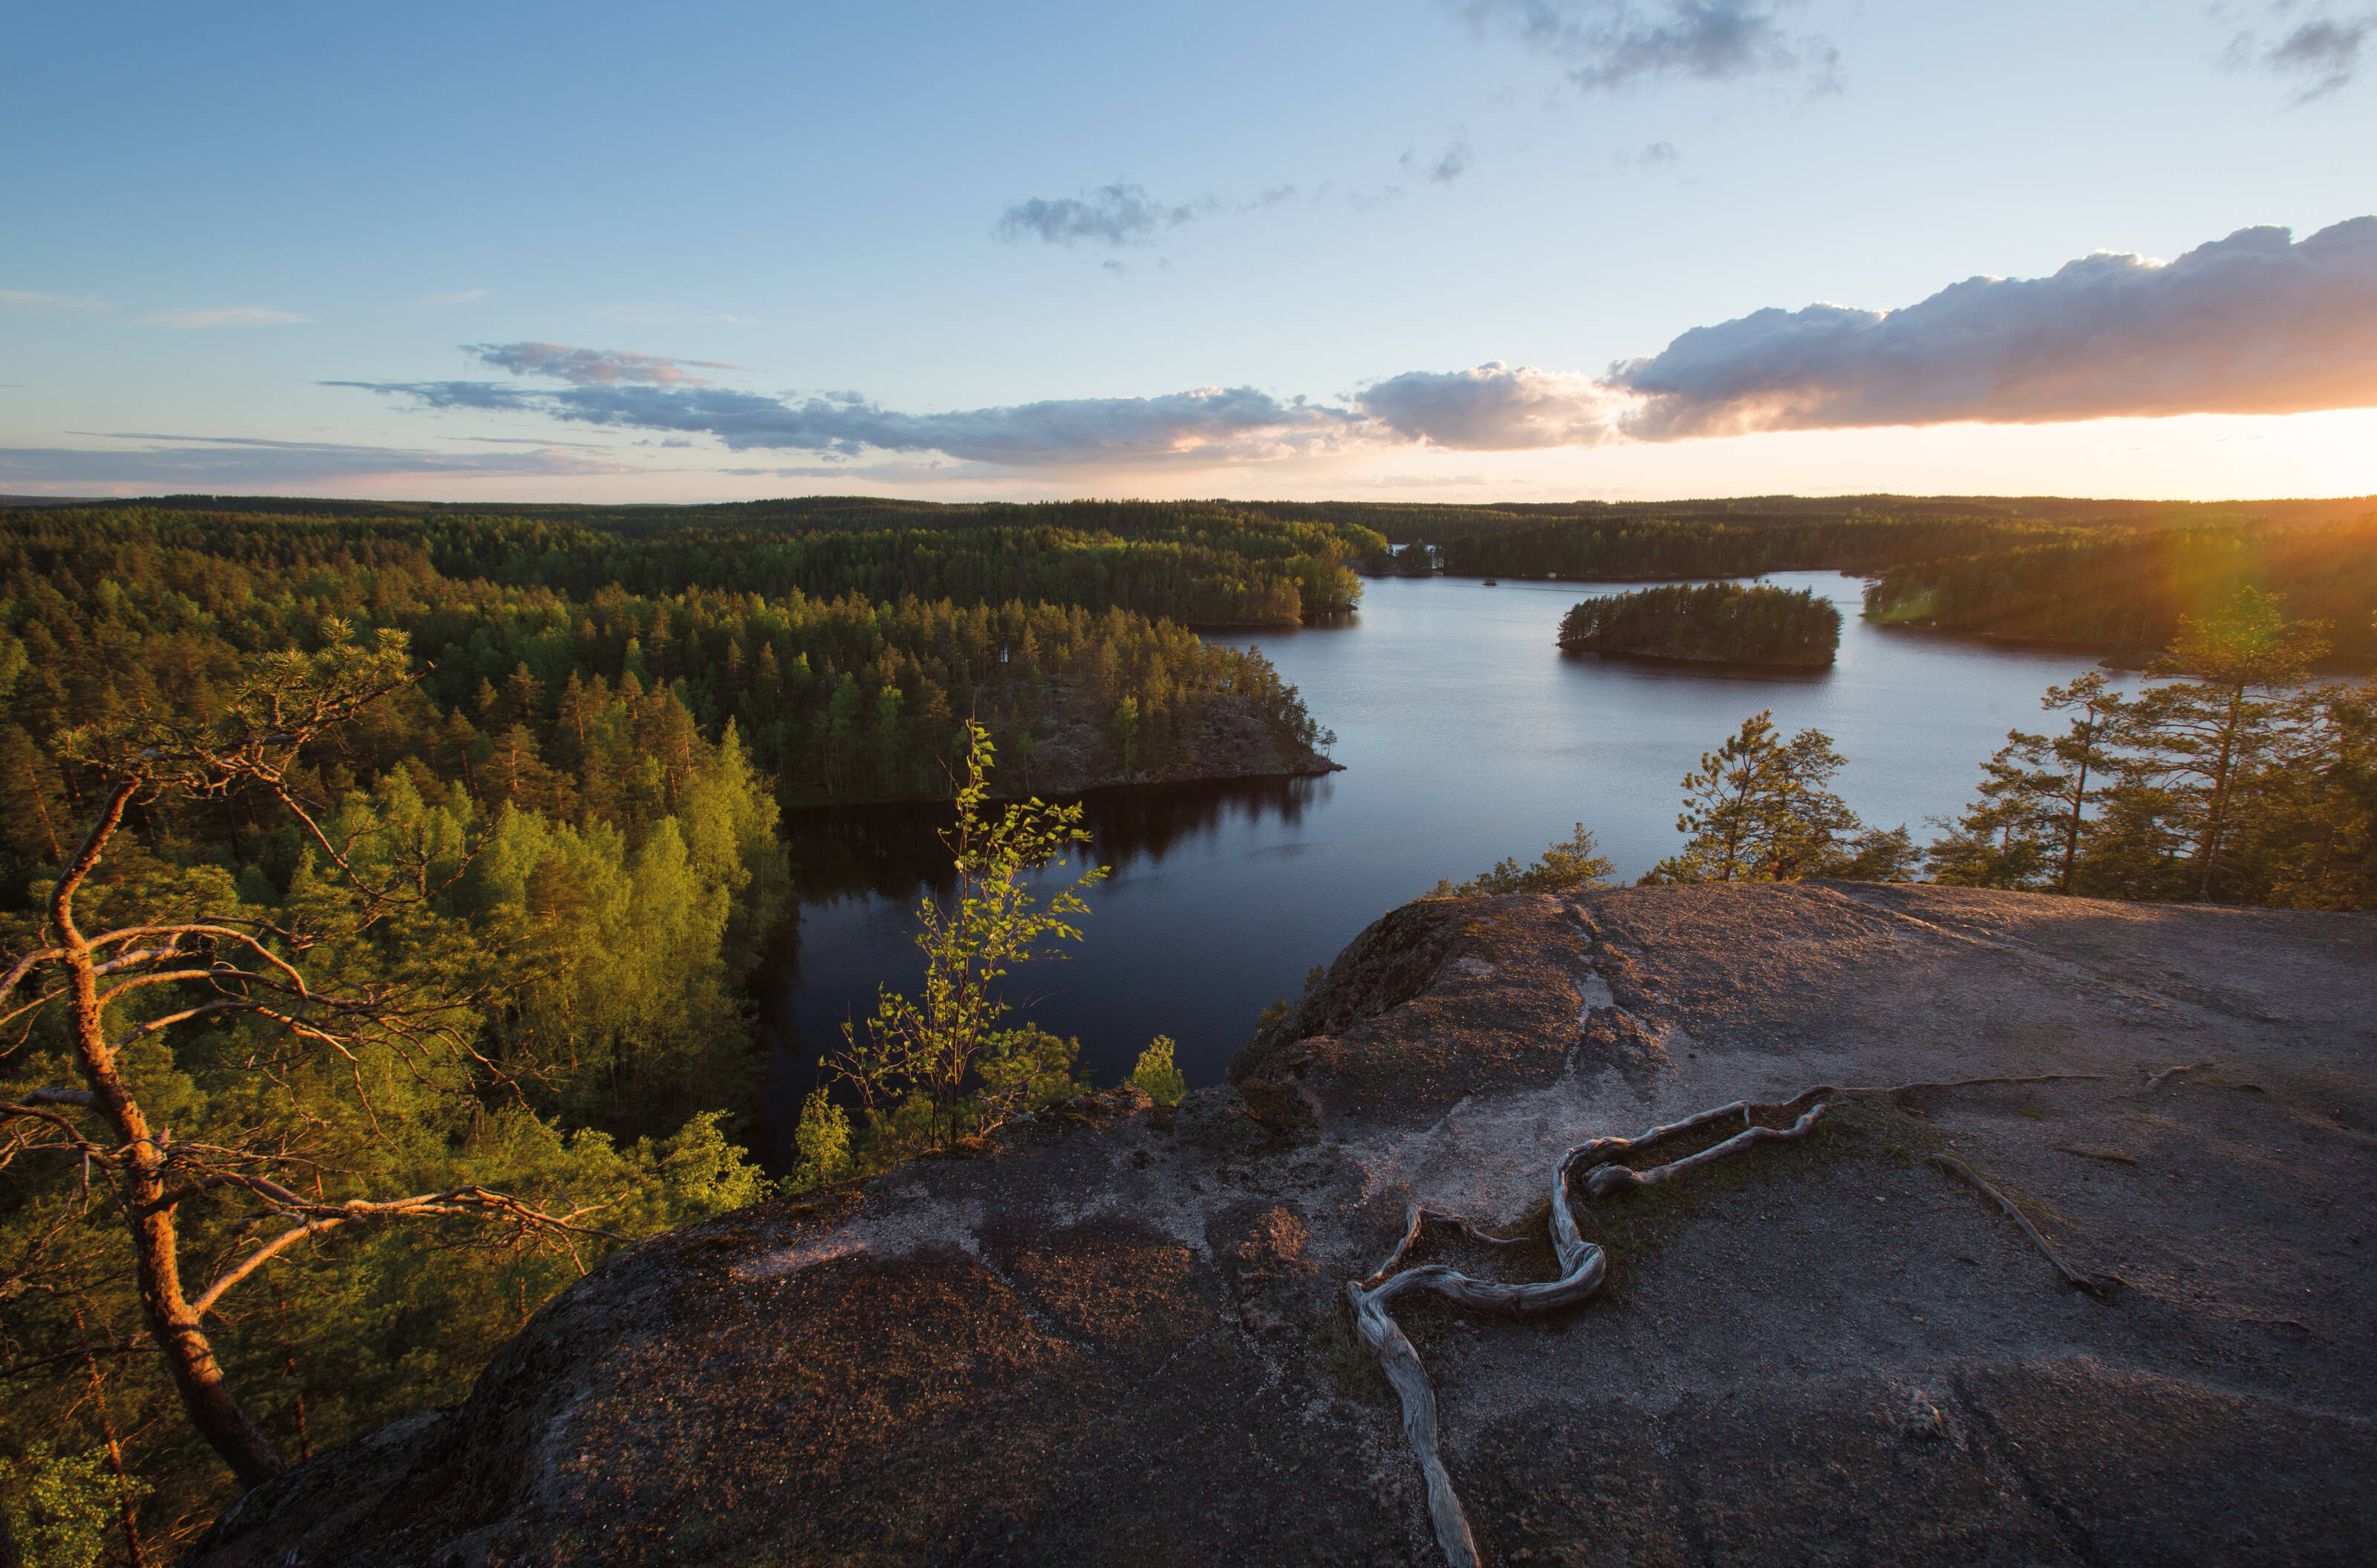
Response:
[1347, 1073, 2115, 1567]
[1347, 1097, 1822, 1566]
[1581, 1104, 1827, 1198]
[1932, 1152, 2119, 1299]
[2142, 1061, 2216, 1092]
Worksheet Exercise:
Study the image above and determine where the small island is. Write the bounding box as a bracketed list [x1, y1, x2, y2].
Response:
[1556, 581, 1843, 667]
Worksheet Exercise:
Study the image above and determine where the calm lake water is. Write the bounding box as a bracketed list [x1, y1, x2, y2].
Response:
[755, 571, 2119, 1154]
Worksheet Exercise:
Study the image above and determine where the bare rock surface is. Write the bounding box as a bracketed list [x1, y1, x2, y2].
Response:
[191, 885, 2377, 1567]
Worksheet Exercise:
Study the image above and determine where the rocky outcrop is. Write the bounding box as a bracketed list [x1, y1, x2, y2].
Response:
[1010, 686, 1341, 796]
[192, 885, 2377, 1567]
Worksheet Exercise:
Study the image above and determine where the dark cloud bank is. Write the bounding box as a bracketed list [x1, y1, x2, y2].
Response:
[319, 217, 2377, 474]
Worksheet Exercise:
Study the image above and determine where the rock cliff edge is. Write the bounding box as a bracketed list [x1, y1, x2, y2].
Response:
[192, 884, 2377, 1567]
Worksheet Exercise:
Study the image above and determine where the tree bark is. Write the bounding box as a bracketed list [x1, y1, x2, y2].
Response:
[56, 781, 285, 1489]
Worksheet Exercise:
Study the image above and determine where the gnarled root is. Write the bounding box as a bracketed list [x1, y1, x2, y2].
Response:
[1347, 1073, 2113, 1566]
[1346, 1096, 1824, 1566]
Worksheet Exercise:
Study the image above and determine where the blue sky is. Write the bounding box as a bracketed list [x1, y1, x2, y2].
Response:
[5, 0, 2375, 503]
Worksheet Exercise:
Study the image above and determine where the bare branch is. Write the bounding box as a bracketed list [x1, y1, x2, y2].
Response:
[189, 1220, 348, 1318]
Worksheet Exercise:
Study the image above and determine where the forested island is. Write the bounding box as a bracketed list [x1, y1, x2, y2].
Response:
[1556, 582, 1841, 667]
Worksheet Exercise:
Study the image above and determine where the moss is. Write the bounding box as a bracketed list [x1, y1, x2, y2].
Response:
[1310, 1314, 1387, 1399]
[1575, 1095, 1945, 1293]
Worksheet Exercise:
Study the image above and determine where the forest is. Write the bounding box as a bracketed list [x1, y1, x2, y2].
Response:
[1344, 494, 2377, 666]
[1862, 511, 2377, 663]
[1555, 583, 1841, 667]
[0, 499, 1349, 1563]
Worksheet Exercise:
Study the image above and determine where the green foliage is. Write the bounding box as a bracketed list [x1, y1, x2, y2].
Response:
[0, 504, 1342, 819]
[1929, 591, 2376, 908]
[784, 1087, 854, 1193]
[0, 630, 778, 1555]
[828, 723, 1108, 1154]
[1428, 824, 1618, 897]
[1558, 582, 1841, 666]
[1865, 513, 2377, 662]
[0, 1443, 131, 1568]
[1130, 1035, 1187, 1106]
[1928, 674, 2128, 893]
[1644, 712, 1881, 884]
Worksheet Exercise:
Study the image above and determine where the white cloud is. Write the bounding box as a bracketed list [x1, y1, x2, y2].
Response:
[1, 287, 106, 314]
[1610, 218, 2377, 437]
[416, 288, 492, 307]
[1357, 362, 1623, 448]
[322, 215, 2377, 472]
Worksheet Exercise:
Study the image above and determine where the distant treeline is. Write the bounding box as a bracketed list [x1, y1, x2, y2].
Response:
[1212, 492, 2376, 545]
[1437, 514, 2081, 582]
[1352, 501, 2376, 665]
[1558, 582, 1841, 667]
[1864, 513, 2377, 663]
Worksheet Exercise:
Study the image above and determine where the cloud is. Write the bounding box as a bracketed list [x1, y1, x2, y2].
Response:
[416, 288, 492, 307]
[336, 371, 1359, 468]
[1, 287, 105, 314]
[0, 435, 639, 490]
[1403, 137, 1475, 184]
[715, 459, 1015, 484]
[134, 306, 310, 329]
[1356, 362, 1622, 449]
[1452, 0, 1837, 91]
[1619, 139, 1681, 166]
[2228, 7, 2376, 100]
[1610, 217, 2377, 437]
[466, 340, 748, 386]
[994, 181, 1204, 247]
[322, 217, 2377, 471]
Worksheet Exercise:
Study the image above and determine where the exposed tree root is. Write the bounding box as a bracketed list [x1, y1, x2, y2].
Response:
[1346, 1073, 2115, 1567]
[2054, 1142, 2140, 1165]
[2142, 1061, 2216, 1092]
[1931, 1153, 2120, 1300]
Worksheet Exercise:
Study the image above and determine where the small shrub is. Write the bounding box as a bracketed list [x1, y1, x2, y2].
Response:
[782, 1087, 853, 1193]
[1130, 1035, 1187, 1106]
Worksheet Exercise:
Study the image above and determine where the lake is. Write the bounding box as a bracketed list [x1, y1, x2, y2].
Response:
[756, 571, 2123, 1153]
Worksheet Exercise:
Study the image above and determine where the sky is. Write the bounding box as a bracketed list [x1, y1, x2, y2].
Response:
[4, 0, 2376, 505]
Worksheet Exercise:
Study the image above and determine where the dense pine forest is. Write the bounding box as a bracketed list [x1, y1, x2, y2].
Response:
[0, 498, 1359, 1561]
[1556, 582, 1843, 667]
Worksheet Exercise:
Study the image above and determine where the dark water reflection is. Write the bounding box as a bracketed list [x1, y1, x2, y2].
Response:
[756, 571, 2124, 1162]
